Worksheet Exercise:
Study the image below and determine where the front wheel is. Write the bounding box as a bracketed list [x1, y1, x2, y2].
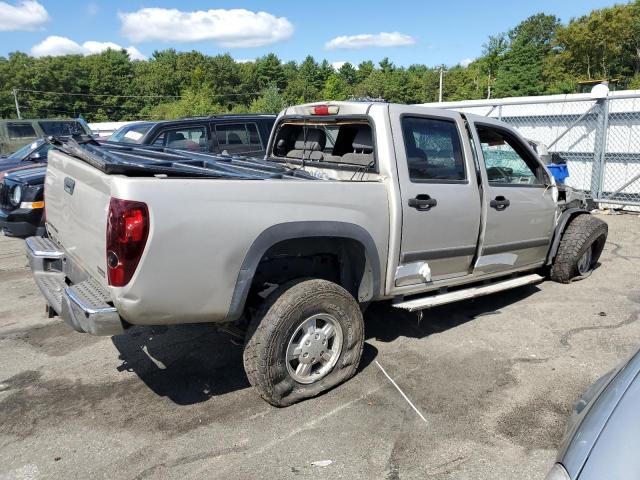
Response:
[550, 214, 608, 283]
[243, 279, 364, 407]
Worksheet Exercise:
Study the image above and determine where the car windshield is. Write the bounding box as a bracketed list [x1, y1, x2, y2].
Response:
[5, 140, 43, 161]
[108, 124, 154, 144]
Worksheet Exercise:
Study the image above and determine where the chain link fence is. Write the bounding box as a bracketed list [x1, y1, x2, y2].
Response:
[424, 91, 640, 208]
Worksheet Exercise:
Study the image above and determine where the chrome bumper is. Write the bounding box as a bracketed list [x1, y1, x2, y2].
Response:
[25, 236, 124, 336]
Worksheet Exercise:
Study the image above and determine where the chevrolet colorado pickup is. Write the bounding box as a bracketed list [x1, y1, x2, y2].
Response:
[26, 101, 607, 406]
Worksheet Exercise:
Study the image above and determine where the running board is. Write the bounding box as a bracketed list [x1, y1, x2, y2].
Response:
[393, 274, 544, 312]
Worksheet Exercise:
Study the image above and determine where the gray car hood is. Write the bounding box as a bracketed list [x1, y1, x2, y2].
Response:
[559, 348, 640, 479]
[576, 372, 640, 479]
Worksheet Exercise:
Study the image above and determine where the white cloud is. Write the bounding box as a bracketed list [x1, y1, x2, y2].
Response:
[331, 61, 346, 70]
[234, 58, 255, 64]
[31, 36, 84, 56]
[31, 36, 146, 60]
[0, 0, 49, 31]
[459, 57, 474, 68]
[325, 32, 416, 50]
[119, 7, 294, 48]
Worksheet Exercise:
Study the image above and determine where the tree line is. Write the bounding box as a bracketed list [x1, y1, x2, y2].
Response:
[1, 1, 639, 121]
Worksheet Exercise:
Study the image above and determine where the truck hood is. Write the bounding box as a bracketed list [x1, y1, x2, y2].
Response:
[0, 162, 46, 181]
[4, 165, 47, 186]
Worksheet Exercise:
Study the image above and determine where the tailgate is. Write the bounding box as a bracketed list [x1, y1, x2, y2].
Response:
[45, 149, 112, 288]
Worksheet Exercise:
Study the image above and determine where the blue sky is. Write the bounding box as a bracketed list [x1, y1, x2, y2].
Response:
[0, 0, 624, 67]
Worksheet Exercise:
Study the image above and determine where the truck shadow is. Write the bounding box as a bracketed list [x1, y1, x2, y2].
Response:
[364, 284, 541, 343]
[112, 324, 249, 406]
[111, 285, 538, 406]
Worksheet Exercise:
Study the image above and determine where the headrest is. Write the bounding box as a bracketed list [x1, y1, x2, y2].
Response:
[352, 128, 373, 152]
[293, 129, 326, 151]
[168, 132, 185, 141]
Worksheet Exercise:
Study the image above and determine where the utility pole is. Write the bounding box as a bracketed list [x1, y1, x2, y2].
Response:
[438, 67, 444, 103]
[12, 89, 21, 119]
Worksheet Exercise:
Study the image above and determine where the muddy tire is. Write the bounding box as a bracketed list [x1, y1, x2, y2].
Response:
[550, 214, 608, 283]
[243, 279, 364, 407]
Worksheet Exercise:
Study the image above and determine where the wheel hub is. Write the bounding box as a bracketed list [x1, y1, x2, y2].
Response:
[299, 331, 328, 364]
[285, 313, 343, 384]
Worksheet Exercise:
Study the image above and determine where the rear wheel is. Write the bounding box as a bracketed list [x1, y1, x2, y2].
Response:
[243, 279, 364, 407]
[550, 214, 607, 283]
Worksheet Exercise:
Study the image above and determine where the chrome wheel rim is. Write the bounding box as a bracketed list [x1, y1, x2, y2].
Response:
[286, 313, 343, 384]
[577, 245, 593, 275]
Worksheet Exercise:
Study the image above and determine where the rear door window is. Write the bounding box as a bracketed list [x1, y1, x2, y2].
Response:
[7, 123, 37, 140]
[401, 116, 466, 182]
[154, 126, 208, 152]
[215, 123, 263, 154]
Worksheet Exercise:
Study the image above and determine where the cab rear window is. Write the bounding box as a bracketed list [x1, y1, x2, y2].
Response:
[38, 121, 83, 136]
[271, 121, 375, 169]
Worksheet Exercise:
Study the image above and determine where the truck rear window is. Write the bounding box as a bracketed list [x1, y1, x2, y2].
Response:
[271, 121, 374, 170]
[38, 121, 83, 136]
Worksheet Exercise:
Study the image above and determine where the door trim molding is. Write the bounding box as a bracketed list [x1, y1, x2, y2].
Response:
[401, 245, 477, 263]
[482, 237, 550, 255]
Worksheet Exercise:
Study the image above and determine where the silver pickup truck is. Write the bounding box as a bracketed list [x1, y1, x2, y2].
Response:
[26, 101, 607, 406]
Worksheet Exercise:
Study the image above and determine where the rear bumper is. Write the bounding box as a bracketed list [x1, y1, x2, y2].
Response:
[25, 236, 124, 336]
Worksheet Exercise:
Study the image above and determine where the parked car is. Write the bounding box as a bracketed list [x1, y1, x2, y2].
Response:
[0, 138, 52, 179]
[106, 115, 276, 157]
[0, 119, 91, 156]
[25, 101, 608, 406]
[0, 165, 46, 237]
[546, 347, 640, 480]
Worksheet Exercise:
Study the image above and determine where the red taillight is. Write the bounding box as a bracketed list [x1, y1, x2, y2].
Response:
[106, 198, 149, 287]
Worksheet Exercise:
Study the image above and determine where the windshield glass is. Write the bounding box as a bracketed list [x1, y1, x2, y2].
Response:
[5, 140, 43, 160]
[107, 124, 153, 144]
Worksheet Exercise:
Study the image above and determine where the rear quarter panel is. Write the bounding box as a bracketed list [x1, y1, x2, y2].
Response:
[110, 178, 390, 325]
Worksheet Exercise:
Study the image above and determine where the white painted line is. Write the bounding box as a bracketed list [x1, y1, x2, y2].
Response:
[375, 360, 428, 424]
[141, 345, 167, 370]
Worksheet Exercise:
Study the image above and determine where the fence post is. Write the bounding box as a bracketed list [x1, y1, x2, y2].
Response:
[590, 98, 609, 200]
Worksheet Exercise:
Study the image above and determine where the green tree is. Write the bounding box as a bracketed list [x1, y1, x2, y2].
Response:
[493, 14, 561, 97]
[337, 62, 357, 86]
[322, 74, 351, 100]
[249, 85, 288, 113]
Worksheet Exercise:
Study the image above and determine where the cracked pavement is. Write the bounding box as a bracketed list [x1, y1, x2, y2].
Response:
[1, 213, 639, 479]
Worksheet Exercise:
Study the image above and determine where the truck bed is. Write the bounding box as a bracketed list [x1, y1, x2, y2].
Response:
[52, 137, 319, 180]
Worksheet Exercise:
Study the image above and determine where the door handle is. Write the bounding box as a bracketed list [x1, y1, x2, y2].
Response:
[490, 195, 510, 211]
[408, 194, 437, 211]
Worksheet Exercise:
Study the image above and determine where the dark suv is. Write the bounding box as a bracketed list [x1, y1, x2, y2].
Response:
[107, 115, 276, 156]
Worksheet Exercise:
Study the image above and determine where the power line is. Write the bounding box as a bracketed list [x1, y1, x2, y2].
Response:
[15, 89, 182, 99]
[13, 88, 265, 99]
